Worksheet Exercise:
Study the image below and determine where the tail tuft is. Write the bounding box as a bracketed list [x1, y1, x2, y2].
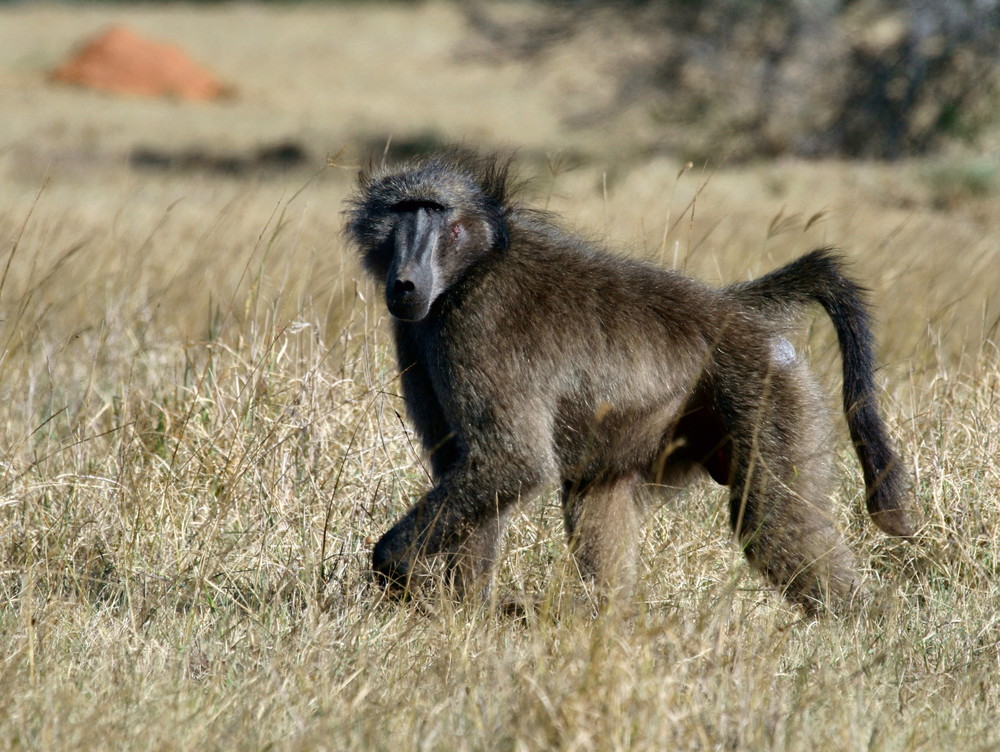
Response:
[863, 443, 914, 538]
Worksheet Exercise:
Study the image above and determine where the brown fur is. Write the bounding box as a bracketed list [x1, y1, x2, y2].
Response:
[345, 149, 912, 612]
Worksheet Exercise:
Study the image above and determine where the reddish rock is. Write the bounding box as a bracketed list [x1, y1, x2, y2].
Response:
[51, 25, 230, 101]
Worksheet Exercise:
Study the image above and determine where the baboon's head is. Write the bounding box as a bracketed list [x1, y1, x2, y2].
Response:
[346, 151, 512, 322]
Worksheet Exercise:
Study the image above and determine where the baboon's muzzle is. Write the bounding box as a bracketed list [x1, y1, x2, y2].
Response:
[386, 206, 443, 321]
[386, 272, 433, 321]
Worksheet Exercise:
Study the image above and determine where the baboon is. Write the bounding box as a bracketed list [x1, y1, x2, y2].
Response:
[346, 150, 912, 612]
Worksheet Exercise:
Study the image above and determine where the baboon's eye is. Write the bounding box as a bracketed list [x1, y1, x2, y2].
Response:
[391, 200, 446, 213]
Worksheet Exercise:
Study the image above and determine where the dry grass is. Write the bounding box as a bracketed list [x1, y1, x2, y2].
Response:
[1, 3, 999, 750]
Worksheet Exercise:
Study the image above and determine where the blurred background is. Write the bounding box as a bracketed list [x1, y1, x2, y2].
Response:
[4, 0, 1000, 168]
[6, 0, 1000, 161]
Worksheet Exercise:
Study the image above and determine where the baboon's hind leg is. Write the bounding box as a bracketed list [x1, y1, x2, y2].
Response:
[562, 475, 641, 598]
[724, 368, 858, 612]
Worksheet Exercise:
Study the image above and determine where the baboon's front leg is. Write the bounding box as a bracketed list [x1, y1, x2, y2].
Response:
[562, 475, 641, 597]
[371, 488, 451, 594]
[372, 467, 533, 598]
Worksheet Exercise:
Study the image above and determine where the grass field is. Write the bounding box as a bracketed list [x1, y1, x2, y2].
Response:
[1, 3, 999, 750]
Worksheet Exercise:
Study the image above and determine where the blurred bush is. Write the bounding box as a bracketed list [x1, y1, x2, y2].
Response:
[463, 0, 1000, 160]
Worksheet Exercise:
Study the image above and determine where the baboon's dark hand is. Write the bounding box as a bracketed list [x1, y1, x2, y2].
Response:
[371, 527, 411, 593]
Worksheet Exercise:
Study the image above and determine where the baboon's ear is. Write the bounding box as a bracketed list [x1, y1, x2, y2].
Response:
[486, 207, 510, 251]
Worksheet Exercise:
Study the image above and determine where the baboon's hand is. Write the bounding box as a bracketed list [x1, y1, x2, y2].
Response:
[371, 525, 413, 593]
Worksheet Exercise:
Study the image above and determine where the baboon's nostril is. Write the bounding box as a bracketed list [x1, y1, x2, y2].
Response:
[393, 279, 416, 295]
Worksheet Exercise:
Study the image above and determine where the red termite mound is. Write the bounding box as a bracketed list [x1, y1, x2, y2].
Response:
[51, 25, 230, 101]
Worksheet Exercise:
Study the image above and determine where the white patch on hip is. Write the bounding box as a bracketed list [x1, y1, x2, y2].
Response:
[771, 337, 797, 367]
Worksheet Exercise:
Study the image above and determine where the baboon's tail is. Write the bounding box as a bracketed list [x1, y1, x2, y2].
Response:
[729, 247, 913, 537]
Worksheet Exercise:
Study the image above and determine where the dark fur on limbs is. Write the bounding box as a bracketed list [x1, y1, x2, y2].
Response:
[346, 149, 912, 612]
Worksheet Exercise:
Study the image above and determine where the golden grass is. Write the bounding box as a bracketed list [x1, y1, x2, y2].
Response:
[1, 3, 999, 750]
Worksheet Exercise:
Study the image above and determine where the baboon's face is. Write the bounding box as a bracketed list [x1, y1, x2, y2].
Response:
[348, 160, 509, 322]
[385, 200, 449, 321]
[383, 199, 493, 322]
